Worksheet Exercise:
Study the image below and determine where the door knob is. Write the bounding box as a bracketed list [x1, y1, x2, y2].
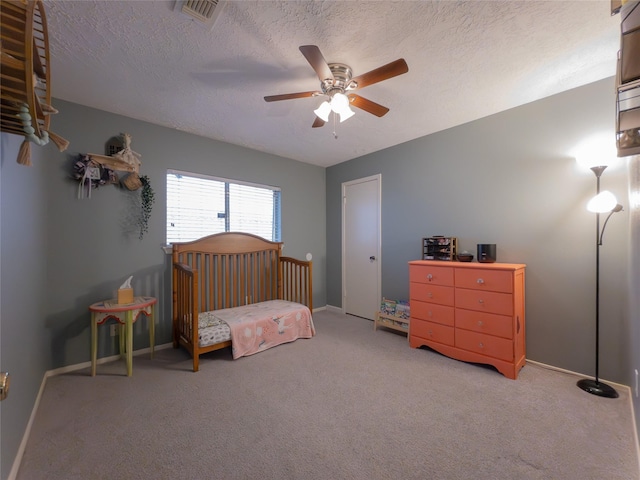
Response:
[369, 256, 376, 261]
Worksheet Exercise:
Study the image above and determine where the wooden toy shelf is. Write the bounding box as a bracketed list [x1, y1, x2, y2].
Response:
[374, 311, 410, 336]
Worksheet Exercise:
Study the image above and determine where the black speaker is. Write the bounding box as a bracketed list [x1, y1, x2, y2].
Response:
[477, 244, 496, 263]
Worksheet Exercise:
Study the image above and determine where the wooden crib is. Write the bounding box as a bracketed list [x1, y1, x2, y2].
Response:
[172, 232, 313, 371]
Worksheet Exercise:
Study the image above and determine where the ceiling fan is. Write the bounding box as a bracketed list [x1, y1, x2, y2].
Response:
[264, 45, 408, 128]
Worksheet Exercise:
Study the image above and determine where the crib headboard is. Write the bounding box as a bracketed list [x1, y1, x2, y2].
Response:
[172, 232, 312, 320]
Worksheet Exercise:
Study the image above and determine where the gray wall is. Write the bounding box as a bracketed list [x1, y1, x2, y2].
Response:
[327, 77, 633, 389]
[0, 100, 326, 479]
[0, 134, 50, 480]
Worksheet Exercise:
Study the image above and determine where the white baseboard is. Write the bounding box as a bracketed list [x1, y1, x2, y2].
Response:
[526, 359, 629, 389]
[325, 304, 343, 314]
[7, 371, 47, 480]
[8, 343, 174, 480]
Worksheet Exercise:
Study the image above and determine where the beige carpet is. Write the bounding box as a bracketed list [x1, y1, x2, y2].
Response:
[15, 309, 640, 479]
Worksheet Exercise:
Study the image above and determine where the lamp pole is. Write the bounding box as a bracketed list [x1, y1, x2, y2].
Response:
[576, 165, 619, 398]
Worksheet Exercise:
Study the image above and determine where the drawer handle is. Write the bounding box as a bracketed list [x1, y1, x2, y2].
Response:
[428, 292, 433, 298]
[428, 330, 433, 336]
[478, 342, 484, 348]
[427, 274, 433, 281]
[428, 311, 433, 317]
[477, 278, 484, 284]
[478, 321, 483, 327]
[478, 299, 484, 304]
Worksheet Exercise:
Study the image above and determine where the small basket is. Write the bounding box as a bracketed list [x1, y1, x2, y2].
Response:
[122, 172, 142, 191]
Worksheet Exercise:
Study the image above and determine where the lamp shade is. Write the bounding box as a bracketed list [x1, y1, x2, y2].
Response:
[314, 101, 331, 122]
[587, 190, 618, 212]
[338, 108, 355, 123]
[330, 93, 349, 112]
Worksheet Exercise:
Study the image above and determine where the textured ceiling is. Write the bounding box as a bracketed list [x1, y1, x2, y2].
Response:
[43, 0, 620, 167]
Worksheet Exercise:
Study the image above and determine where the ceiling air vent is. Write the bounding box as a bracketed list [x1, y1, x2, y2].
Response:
[174, 0, 225, 30]
[182, 0, 217, 21]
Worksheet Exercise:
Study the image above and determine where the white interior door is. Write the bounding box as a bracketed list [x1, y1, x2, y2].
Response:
[342, 175, 381, 320]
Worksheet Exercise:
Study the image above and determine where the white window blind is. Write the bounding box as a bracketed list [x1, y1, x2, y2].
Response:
[167, 170, 281, 243]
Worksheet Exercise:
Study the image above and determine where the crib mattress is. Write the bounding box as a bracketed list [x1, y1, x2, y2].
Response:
[198, 312, 232, 347]
[197, 300, 315, 357]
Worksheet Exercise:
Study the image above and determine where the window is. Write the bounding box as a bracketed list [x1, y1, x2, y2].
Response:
[167, 170, 281, 243]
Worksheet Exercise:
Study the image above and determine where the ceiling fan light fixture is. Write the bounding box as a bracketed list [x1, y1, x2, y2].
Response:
[329, 92, 355, 123]
[314, 101, 332, 122]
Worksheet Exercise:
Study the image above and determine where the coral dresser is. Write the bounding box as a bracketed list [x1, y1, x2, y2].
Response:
[408, 260, 526, 379]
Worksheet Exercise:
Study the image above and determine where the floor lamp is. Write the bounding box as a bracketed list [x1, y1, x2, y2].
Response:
[576, 164, 623, 398]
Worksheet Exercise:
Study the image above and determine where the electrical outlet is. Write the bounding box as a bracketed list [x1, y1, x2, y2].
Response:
[110, 324, 118, 337]
[635, 369, 638, 398]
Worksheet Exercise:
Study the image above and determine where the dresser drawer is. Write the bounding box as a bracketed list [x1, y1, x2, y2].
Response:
[411, 319, 454, 346]
[455, 269, 513, 293]
[455, 288, 513, 316]
[455, 309, 513, 339]
[409, 265, 454, 286]
[410, 282, 454, 307]
[455, 329, 514, 361]
[411, 300, 454, 326]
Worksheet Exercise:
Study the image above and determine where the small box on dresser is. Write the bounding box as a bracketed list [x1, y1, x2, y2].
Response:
[408, 260, 526, 379]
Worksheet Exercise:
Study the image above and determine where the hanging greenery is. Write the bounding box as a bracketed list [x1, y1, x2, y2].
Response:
[138, 175, 155, 240]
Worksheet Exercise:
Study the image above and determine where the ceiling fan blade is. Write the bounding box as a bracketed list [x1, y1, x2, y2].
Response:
[299, 45, 334, 82]
[312, 117, 326, 128]
[264, 91, 319, 102]
[348, 94, 390, 117]
[350, 58, 408, 90]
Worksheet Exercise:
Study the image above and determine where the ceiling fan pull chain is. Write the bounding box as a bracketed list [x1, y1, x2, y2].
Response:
[333, 112, 338, 139]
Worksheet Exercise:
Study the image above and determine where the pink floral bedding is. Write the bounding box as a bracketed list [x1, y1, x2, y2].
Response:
[209, 300, 315, 359]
